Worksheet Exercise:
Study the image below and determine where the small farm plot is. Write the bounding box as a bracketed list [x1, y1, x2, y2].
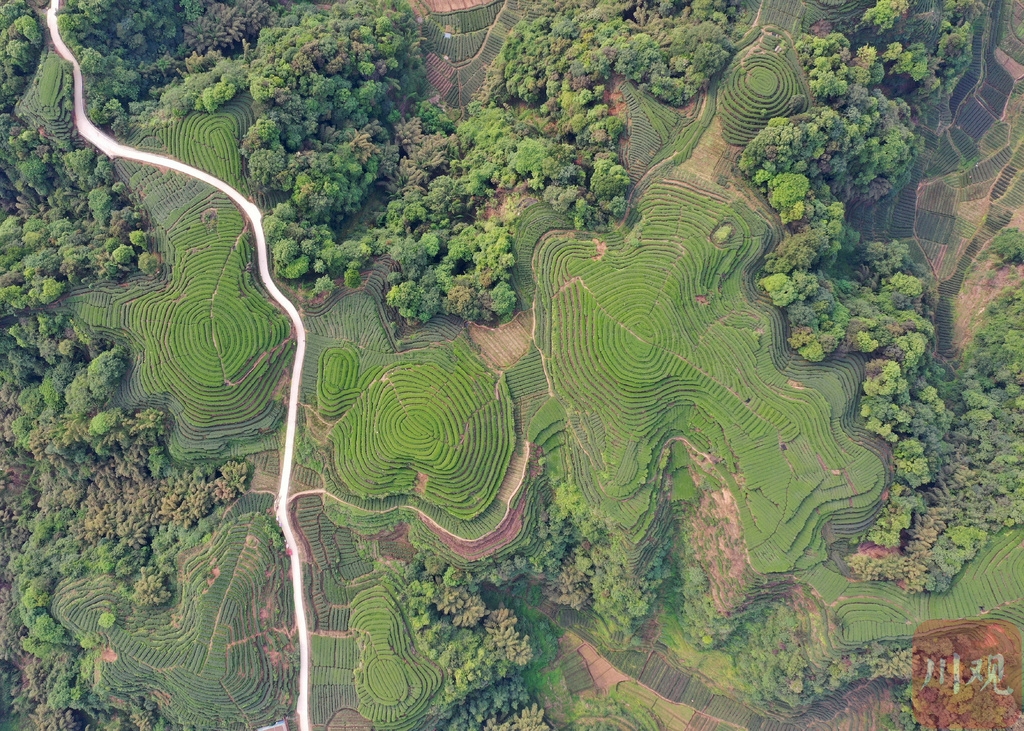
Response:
[16, 52, 73, 142]
[51, 495, 296, 730]
[533, 178, 887, 572]
[69, 164, 292, 459]
[350, 585, 442, 731]
[325, 337, 515, 522]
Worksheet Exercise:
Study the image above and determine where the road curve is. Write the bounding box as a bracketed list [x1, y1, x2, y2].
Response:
[44, 2, 312, 729]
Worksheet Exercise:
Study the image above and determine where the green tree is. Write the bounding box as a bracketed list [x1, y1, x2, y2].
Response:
[991, 228, 1024, 263]
[767, 173, 810, 223]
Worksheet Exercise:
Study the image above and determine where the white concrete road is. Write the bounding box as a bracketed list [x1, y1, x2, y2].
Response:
[44, 2, 312, 729]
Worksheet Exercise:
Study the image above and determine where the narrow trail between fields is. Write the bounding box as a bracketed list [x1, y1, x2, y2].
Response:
[44, 1, 313, 728]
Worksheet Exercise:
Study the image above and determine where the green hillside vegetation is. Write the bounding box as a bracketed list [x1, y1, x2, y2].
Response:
[4, 0, 1024, 726]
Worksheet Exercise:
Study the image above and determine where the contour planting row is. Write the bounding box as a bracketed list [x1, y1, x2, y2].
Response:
[317, 344, 380, 420]
[350, 585, 442, 731]
[16, 52, 72, 141]
[756, 0, 804, 32]
[51, 498, 296, 729]
[69, 169, 291, 457]
[510, 203, 572, 306]
[155, 95, 255, 193]
[296, 496, 373, 586]
[720, 42, 807, 145]
[801, 0, 870, 28]
[620, 81, 686, 180]
[534, 180, 886, 572]
[327, 339, 514, 521]
[295, 495, 385, 725]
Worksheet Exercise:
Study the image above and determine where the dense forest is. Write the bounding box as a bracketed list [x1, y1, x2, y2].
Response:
[0, 0, 1021, 727]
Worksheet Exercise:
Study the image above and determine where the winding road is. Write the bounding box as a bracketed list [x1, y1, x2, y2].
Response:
[44, 2, 313, 729]
[45, 1, 535, 726]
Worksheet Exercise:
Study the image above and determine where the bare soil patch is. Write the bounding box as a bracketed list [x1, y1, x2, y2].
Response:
[468, 310, 534, 370]
[577, 642, 630, 693]
[370, 522, 417, 561]
[428, 496, 527, 561]
[100, 648, 118, 663]
[856, 542, 900, 559]
[690, 488, 750, 614]
[954, 260, 1024, 351]
[606, 79, 626, 118]
[997, 48, 1024, 80]
[591, 238, 607, 260]
[414, 472, 429, 494]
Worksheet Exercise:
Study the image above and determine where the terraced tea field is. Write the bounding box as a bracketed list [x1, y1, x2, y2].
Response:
[51, 495, 296, 730]
[157, 99, 254, 194]
[292, 496, 377, 726]
[350, 586, 442, 730]
[422, 0, 538, 107]
[16, 51, 72, 141]
[719, 32, 808, 145]
[326, 338, 514, 521]
[534, 175, 887, 572]
[68, 163, 292, 458]
[849, 0, 1024, 354]
[46, 0, 1024, 726]
[800, 529, 1024, 649]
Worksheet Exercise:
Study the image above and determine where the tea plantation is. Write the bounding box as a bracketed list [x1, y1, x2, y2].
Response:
[21, 0, 1024, 727]
[326, 338, 515, 521]
[533, 177, 886, 572]
[15, 51, 72, 141]
[50, 495, 296, 730]
[67, 163, 292, 459]
[350, 586, 442, 730]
